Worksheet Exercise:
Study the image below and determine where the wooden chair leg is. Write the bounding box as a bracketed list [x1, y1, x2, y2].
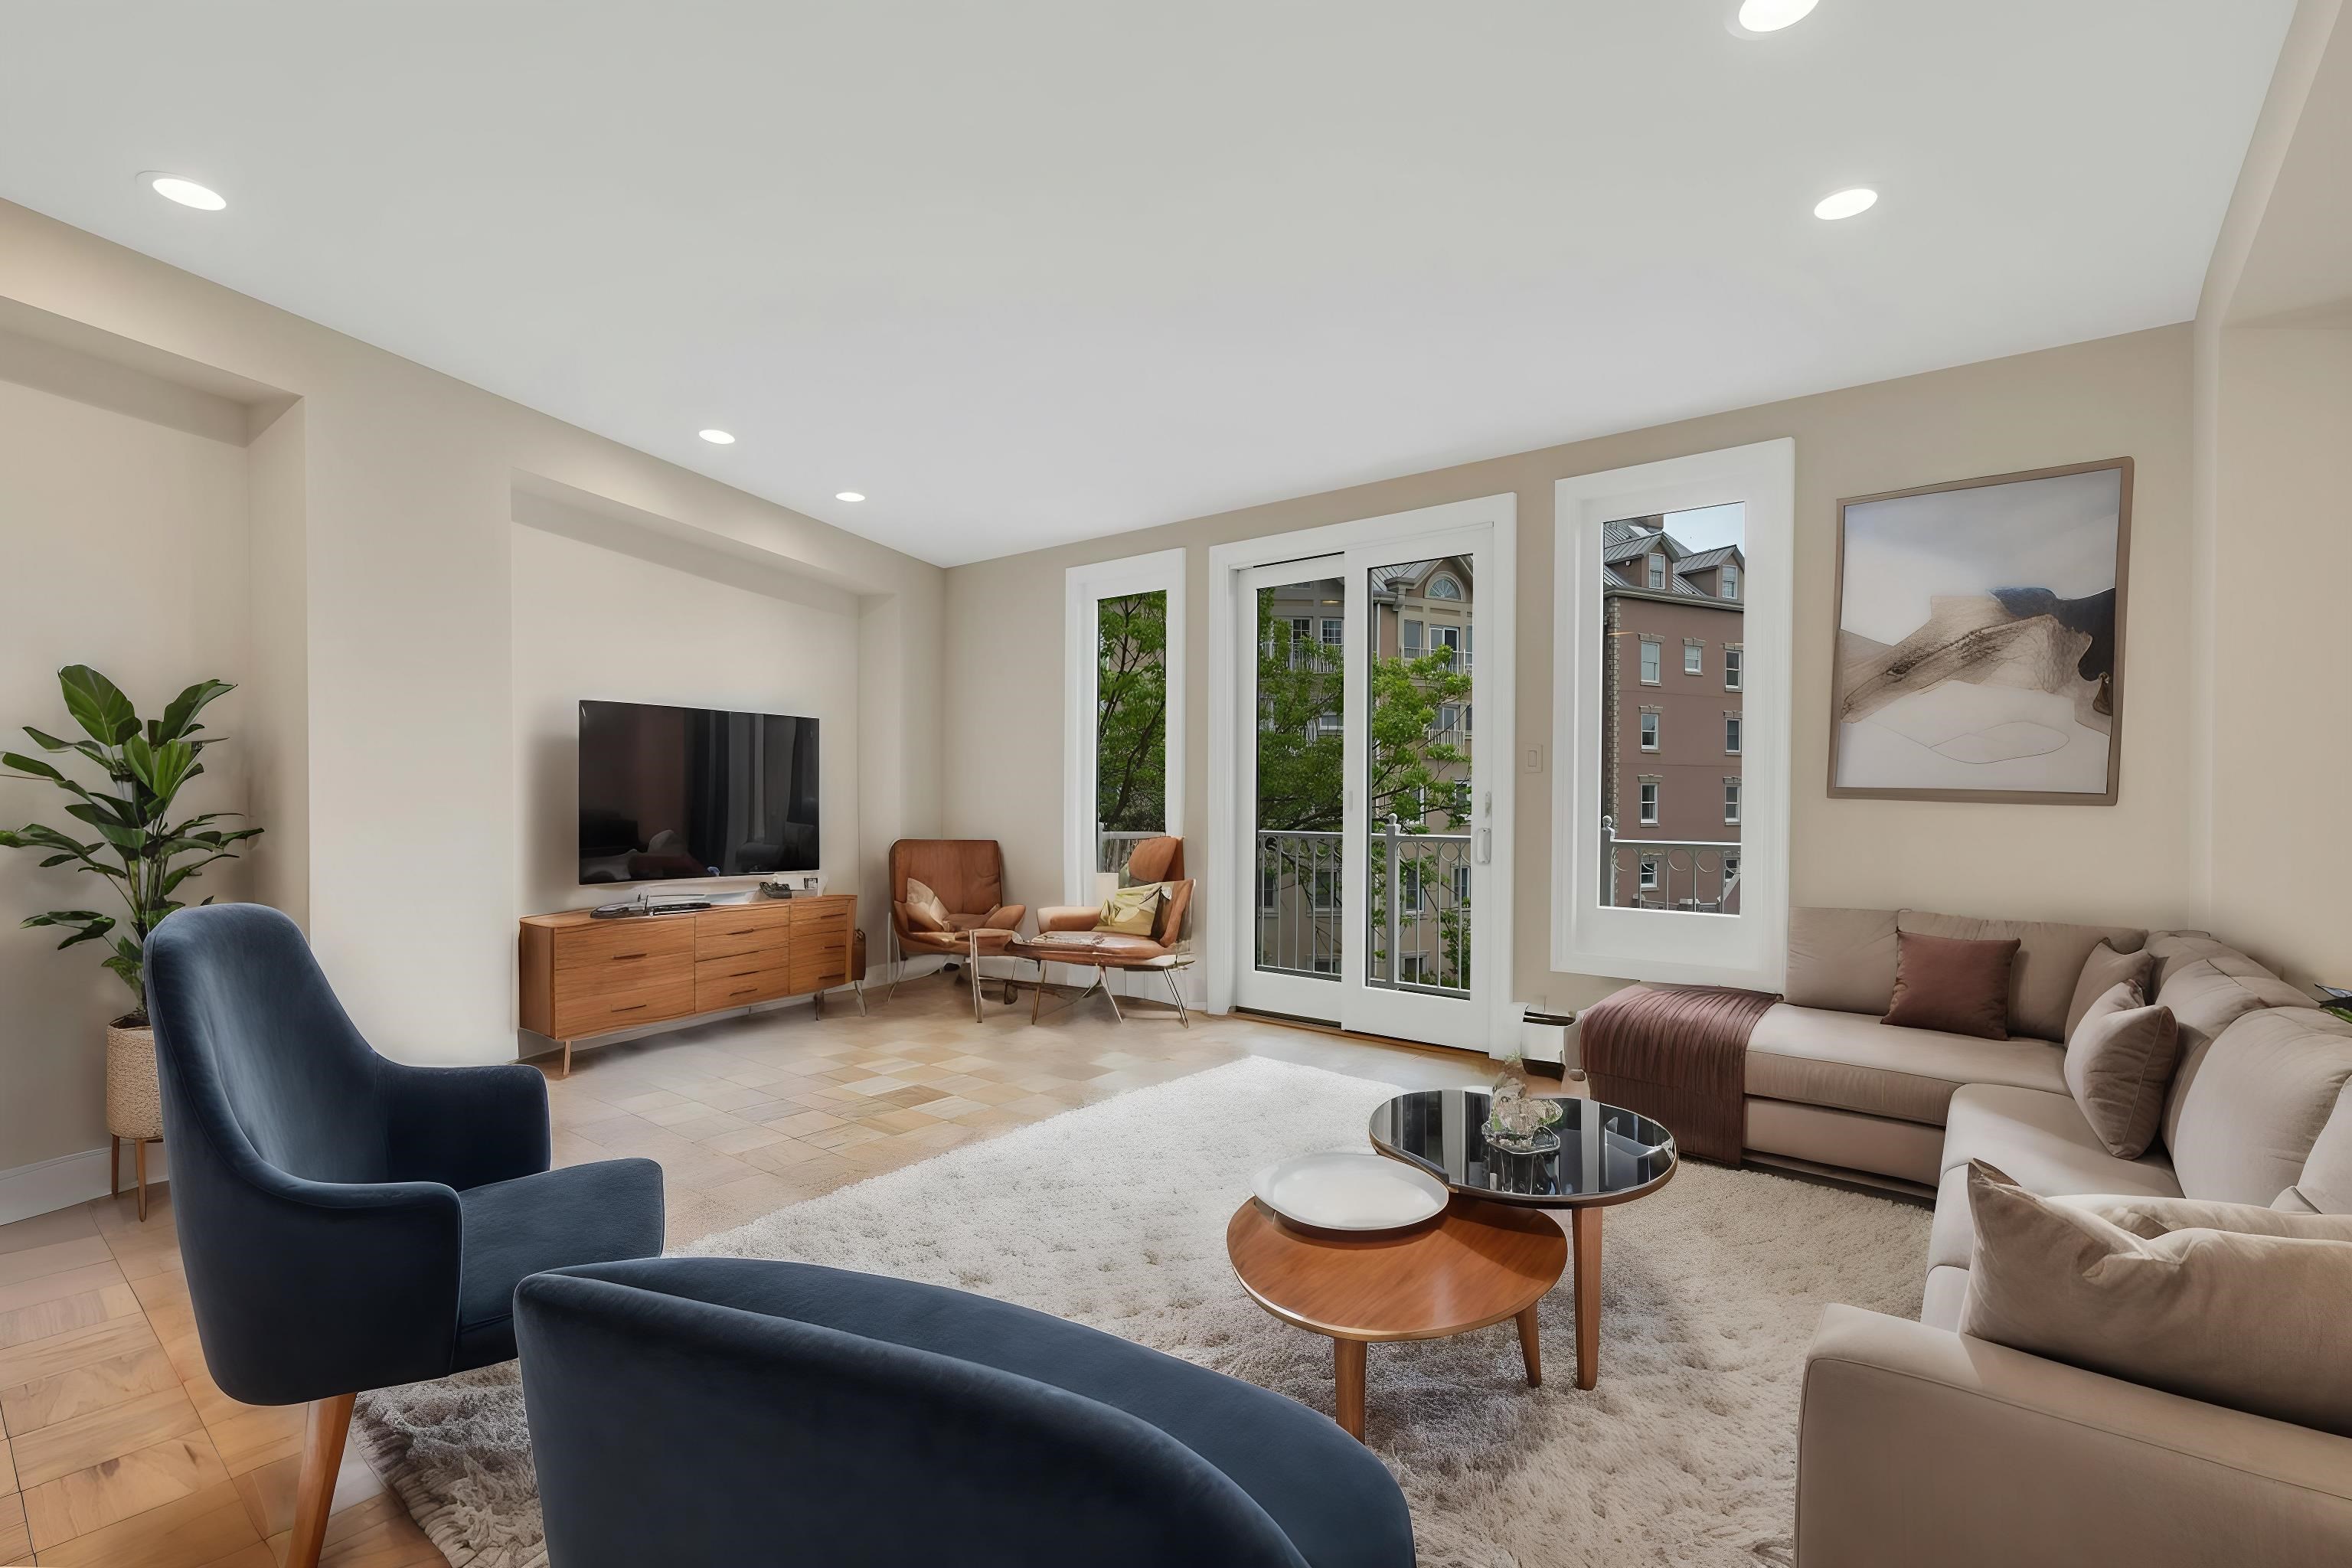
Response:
[134, 1138, 149, 1222]
[286, 1392, 357, 1568]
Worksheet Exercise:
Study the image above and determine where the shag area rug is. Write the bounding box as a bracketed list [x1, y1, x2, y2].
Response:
[354, 1056, 1929, 1567]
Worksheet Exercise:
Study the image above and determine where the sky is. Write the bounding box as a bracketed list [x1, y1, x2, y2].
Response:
[1663, 501, 1744, 553]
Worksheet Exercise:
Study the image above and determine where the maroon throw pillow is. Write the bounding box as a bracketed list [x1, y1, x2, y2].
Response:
[1883, 931, 2020, 1040]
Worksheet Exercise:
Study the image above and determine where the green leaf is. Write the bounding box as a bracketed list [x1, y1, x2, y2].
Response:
[0, 823, 100, 857]
[64, 799, 138, 832]
[1, 751, 65, 783]
[155, 680, 234, 743]
[122, 737, 198, 805]
[57, 665, 138, 746]
[81, 818, 147, 854]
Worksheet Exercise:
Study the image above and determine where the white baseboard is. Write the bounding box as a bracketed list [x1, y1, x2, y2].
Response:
[0, 1142, 172, 1226]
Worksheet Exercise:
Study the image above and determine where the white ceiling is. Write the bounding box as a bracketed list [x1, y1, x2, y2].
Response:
[0, 2, 2296, 567]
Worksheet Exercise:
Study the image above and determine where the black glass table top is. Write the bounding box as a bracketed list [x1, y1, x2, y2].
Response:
[1367, 1091, 1678, 1207]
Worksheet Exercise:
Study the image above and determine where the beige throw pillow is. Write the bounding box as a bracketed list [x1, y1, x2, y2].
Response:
[1095, 883, 1162, 936]
[1959, 1162, 2352, 1437]
[2066, 940, 2153, 1040]
[2063, 982, 2180, 1158]
[904, 878, 951, 932]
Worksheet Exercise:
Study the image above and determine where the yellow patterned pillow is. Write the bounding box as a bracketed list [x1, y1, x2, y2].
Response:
[1096, 884, 1163, 936]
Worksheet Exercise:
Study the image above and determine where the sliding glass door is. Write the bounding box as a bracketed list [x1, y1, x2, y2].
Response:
[1230, 523, 1499, 1050]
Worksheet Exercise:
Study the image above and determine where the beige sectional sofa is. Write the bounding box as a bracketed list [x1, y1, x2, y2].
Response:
[1762, 910, 2352, 1566]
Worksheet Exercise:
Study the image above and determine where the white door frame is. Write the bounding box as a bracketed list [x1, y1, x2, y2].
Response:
[1206, 494, 1517, 1050]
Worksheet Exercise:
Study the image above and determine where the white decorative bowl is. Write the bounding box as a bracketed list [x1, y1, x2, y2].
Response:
[1252, 1150, 1449, 1234]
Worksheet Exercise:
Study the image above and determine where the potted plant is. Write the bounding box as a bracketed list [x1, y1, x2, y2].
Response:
[1, 665, 261, 1218]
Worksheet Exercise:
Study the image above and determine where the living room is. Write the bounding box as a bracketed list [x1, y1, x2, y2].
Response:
[0, 3, 2345, 1566]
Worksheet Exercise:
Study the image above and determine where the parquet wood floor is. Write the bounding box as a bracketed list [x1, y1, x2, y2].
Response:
[1, 973, 1481, 1564]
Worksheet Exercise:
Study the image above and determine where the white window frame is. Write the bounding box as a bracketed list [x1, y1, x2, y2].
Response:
[1553, 439, 1792, 989]
[1684, 638, 1703, 676]
[1638, 636, 1661, 684]
[1638, 778, 1660, 825]
[1725, 713, 1742, 755]
[1724, 644, 1743, 692]
[1402, 617, 1423, 657]
[1646, 554, 1667, 590]
[1638, 854, 1661, 892]
[1065, 548, 1185, 906]
[1638, 709, 1659, 752]
[1725, 776, 1742, 824]
[1721, 563, 1740, 600]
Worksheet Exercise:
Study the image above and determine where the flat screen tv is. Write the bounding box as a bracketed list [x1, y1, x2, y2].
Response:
[577, 700, 819, 884]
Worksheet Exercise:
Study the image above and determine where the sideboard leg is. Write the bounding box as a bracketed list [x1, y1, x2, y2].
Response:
[561, 1039, 573, 1078]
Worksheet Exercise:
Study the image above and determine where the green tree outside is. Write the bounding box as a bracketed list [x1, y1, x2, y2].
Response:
[1095, 591, 1169, 837]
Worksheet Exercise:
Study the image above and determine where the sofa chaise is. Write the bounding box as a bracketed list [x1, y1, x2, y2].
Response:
[1755, 910, 2352, 1566]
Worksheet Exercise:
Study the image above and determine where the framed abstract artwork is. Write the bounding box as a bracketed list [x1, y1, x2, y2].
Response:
[1828, 458, 2132, 804]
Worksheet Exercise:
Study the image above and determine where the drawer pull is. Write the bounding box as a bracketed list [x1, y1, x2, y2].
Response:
[724, 928, 757, 936]
[730, 986, 756, 998]
[609, 952, 646, 962]
[731, 969, 759, 978]
[612, 1002, 648, 1014]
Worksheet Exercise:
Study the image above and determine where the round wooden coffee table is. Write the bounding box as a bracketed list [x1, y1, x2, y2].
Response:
[1225, 1194, 1567, 1441]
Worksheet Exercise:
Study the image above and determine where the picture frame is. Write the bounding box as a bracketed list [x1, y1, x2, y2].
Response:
[1827, 457, 2132, 805]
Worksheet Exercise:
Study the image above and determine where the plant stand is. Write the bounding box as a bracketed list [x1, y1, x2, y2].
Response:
[106, 1020, 163, 1221]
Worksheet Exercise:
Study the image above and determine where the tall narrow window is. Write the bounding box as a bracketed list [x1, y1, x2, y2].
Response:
[1558, 442, 1785, 985]
[1647, 554, 1667, 590]
[1639, 710, 1659, 750]
[1402, 618, 1423, 657]
[1067, 549, 1184, 902]
[1095, 590, 1170, 871]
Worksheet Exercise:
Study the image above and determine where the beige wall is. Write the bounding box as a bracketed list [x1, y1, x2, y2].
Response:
[0, 194, 946, 1147]
[508, 515, 861, 925]
[2207, 326, 2350, 980]
[946, 325, 2200, 1014]
[0, 372, 252, 1171]
[2193, 0, 2350, 988]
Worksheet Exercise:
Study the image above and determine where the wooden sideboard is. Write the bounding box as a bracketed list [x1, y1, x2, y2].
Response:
[519, 893, 858, 1073]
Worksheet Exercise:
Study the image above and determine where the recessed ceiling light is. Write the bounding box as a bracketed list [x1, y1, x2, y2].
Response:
[1731, 0, 1819, 34]
[140, 172, 226, 211]
[698, 429, 736, 445]
[1813, 187, 1878, 220]
[835, 492, 865, 503]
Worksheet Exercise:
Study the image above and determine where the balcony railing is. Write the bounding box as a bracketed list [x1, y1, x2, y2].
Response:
[1098, 830, 1158, 875]
[1599, 816, 1742, 913]
[1240, 824, 1472, 996]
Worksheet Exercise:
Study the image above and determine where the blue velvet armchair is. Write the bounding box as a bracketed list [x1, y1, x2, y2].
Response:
[145, 903, 665, 1568]
[516, 1256, 1418, 1568]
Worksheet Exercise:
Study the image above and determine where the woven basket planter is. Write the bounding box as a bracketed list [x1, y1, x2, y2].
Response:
[106, 1019, 165, 1142]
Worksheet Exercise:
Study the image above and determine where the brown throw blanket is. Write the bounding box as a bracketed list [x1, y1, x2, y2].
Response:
[1577, 984, 1780, 1165]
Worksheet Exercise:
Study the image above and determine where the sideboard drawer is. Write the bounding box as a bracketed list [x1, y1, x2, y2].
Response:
[551, 973, 694, 1040]
[554, 916, 696, 972]
[695, 910, 793, 962]
[789, 939, 849, 993]
[695, 959, 792, 1012]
